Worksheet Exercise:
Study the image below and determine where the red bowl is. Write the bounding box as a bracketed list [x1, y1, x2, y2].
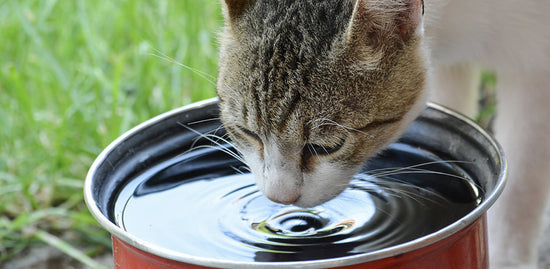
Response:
[85, 98, 506, 269]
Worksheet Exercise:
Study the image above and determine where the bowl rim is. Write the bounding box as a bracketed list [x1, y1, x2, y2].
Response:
[84, 97, 507, 268]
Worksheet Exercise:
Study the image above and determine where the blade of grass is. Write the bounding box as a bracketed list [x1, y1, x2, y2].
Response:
[34, 229, 110, 269]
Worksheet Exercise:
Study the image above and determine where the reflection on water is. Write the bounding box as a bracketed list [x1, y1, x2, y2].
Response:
[113, 143, 480, 262]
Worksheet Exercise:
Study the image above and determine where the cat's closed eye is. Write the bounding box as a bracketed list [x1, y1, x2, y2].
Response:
[305, 139, 345, 156]
[235, 126, 263, 148]
[361, 117, 403, 131]
[302, 138, 346, 164]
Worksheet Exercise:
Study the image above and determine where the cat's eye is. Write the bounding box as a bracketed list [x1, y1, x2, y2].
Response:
[361, 117, 402, 130]
[237, 126, 262, 144]
[304, 138, 346, 158]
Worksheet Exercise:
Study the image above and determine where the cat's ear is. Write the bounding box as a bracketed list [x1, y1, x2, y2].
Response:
[345, 0, 424, 49]
[220, 0, 254, 26]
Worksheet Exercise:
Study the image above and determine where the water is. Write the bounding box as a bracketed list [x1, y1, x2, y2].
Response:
[112, 143, 481, 263]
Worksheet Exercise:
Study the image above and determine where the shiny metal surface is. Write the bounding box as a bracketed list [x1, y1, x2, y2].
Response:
[84, 98, 506, 268]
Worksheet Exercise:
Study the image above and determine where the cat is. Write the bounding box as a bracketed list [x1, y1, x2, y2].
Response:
[215, 0, 550, 268]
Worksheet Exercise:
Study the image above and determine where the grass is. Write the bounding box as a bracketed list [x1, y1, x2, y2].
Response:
[0, 0, 499, 266]
[0, 0, 223, 264]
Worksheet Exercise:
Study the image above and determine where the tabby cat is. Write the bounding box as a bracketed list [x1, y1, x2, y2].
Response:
[216, 0, 550, 268]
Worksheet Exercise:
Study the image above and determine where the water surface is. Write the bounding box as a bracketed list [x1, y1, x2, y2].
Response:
[113, 143, 481, 262]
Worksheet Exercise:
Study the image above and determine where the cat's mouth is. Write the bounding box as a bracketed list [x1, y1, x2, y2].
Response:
[262, 178, 351, 209]
[259, 177, 346, 208]
[266, 193, 300, 205]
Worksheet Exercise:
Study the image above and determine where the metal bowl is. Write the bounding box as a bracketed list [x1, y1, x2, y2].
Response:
[85, 98, 506, 269]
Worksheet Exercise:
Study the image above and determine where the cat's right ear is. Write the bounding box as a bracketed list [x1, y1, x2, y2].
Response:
[220, 0, 254, 26]
[344, 0, 424, 50]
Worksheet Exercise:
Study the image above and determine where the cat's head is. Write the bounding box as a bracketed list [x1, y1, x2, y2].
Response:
[217, 0, 428, 207]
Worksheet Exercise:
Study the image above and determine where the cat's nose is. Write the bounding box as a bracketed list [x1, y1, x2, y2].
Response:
[266, 194, 300, 205]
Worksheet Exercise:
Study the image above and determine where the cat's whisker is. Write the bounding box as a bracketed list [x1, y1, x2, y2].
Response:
[307, 118, 375, 138]
[367, 168, 483, 193]
[183, 143, 246, 164]
[177, 122, 248, 165]
[308, 143, 323, 163]
[361, 176, 446, 201]
[222, 133, 232, 140]
[350, 158, 486, 201]
[148, 47, 240, 97]
[332, 185, 422, 210]
[351, 179, 439, 205]
[216, 125, 231, 139]
[230, 165, 250, 175]
[370, 169, 470, 182]
[401, 169, 484, 193]
[239, 165, 251, 173]
[202, 136, 247, 163]
[186, 118, 227, 148]
[148, 47, 218, 86]
[374, 185, 435, 205]
[318, 144, 329, 154]
[187, 117, 223, 126]
[308, 118, 349, 134]
[361, 173, 474, 192]
[365, 160, 474, 178]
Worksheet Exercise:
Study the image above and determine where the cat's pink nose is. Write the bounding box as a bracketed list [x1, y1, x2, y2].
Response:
[267, 194, 300, 205]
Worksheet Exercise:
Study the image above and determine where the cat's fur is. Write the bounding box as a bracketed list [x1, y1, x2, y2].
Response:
[216, 0, 550, 268]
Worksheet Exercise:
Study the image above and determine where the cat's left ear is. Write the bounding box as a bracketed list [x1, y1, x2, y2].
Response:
[345, 0, 424, 49]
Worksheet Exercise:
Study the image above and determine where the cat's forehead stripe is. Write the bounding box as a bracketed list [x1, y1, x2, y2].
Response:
[240, 0, 354, 139]
[275, 90, 301, 131]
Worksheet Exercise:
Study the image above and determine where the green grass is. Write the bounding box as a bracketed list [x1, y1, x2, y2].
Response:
[0, 0, 222, 264]
[0, 0, 499, 265]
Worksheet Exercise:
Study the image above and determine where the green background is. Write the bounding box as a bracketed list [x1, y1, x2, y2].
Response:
[0, 0, 222, 265]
